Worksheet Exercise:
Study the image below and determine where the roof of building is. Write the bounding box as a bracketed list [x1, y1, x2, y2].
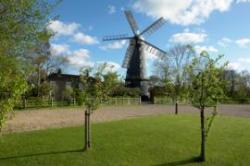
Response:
[48, 73, 80, 82]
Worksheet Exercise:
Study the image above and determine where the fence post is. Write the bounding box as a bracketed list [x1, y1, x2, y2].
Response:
[51, 97, 53, 107]
[23, 98, 26, 109]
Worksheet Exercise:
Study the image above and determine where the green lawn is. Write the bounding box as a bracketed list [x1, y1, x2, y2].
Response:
[0, 114, 249, 166]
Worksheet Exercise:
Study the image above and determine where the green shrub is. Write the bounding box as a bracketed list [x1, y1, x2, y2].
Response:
[74, 89, 86, 106]
[62, 86, 74, 105]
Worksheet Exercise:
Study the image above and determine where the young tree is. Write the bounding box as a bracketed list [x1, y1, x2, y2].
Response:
[156, 45, 195, 114]
[80, 67, 102, 150]
[187, 52, 226, 161]
[80, 63, 120, 150]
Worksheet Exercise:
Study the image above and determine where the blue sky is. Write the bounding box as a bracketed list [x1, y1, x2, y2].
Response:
[48, 0, 250, 76]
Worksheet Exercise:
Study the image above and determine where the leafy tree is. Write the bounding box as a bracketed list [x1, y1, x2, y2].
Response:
[187, 52, 226, 161]
[112, 86, 141, 97]
[39, 81, 51, 97]
[0, 0, 59, 132]
[79, 63, 121, 150]
[222, 69, 250, 103]
[74, 89, 86, 106]
[80, 67, 103, 150]
[27, 31, 68, 97]
[62, 86, 74, 104]
[0, 56, 28, 132]
[0, 0, 58, 58]
[102, 72, 120, 98]
[234, 71, 250, 99]
[223, 69, 237, 97]
[168, 45, 195, 114]
[155, 45, 195, 114]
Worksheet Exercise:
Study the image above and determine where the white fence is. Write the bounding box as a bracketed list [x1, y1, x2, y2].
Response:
[100, 97, 141, 105]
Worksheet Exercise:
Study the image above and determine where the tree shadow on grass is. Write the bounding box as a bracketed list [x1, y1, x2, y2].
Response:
[0, 148, 84, 161]
[155, 156, 202, 166]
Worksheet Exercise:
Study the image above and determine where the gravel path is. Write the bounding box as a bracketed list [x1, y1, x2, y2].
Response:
[2, 104, 250, 133]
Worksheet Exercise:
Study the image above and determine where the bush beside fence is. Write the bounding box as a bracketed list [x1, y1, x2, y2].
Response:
[15, 97, 141, 109]
[154, 97, 250, 105]
[14, 97, 250, 110]
[101, 97, 141, 105]
[221, 98, 250, 104]
[153, 97, 190, 105]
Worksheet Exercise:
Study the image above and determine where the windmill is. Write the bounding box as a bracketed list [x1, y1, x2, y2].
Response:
[103, 10, 167, 100]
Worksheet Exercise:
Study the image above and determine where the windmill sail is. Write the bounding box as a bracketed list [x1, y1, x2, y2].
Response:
[103, 10, 167, 100]
[140, 17, 166, 37]
[124, 10, 139, 35]
[103, 34, 131, 41]
[122, 40, 135, 68]
[141, 39, 166, 59]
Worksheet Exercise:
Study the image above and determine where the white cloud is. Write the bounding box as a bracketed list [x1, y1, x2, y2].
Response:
[236, 0, 250, 3]
[170, 30, 207, 44]
[218, 37, 250, 48]
[227, 62, 241, 70]
[195, 45, 218, 54]
[68, 49, 93, 68]
[48, 20, 80, 36]
[133, 0, 234, 25]
[50, 44, 70, 56]
[227, 57, 250, 71]
[217, 37, 233, 47]
[108, 5, 116, 14]
[73, 32, 99, 45]
[96, 61, 121, 73]
[100, 40, 127, 50]
[238, 58, 250, 63]
[48, 21, 98, 46]
[50, 44, 94, 68]
[235, 38, 250, 47]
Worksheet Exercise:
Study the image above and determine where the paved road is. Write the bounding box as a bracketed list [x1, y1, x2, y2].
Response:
[2, 104, 250, 133]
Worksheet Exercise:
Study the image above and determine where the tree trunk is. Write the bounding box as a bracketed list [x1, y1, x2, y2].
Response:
[200, 106, 206, 161]
[84, 110, 89, 150]
[88, 111, 91, 148]
[23, 98, 26, 109]
[175, 101, 178, 115]
[84, 109, 91, 150]
[51, 97, 53, 107]
[37, 66, 41, 97]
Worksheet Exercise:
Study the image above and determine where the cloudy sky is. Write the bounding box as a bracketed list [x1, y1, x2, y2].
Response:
[48, 0, 250, 76]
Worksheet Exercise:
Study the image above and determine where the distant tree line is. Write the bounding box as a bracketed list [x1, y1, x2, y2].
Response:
[152, 45, 250, 105]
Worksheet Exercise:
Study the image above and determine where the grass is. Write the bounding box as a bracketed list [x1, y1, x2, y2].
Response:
[0, 114, 249, 165]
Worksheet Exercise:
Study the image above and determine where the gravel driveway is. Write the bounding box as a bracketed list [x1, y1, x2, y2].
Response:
[2, 104, 250, 133]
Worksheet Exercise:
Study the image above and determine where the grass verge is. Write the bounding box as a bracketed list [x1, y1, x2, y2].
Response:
[0, 114, 249, 165]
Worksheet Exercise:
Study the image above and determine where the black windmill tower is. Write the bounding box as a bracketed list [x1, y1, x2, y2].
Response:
[103, 10, 166, 100]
